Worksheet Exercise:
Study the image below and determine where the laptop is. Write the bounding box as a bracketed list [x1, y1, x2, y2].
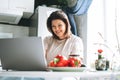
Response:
[0, 37, 47, 71]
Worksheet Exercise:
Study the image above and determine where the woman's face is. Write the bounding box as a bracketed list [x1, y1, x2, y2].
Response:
[51, 19, 66, 39]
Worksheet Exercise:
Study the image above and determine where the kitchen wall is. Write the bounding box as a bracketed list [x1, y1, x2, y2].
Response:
[0, 24, 29, 38]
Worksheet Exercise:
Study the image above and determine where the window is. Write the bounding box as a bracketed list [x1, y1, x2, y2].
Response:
[87, 0, 120, 70]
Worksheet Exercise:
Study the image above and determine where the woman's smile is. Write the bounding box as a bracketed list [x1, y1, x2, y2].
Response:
[52, 19, 66, 39]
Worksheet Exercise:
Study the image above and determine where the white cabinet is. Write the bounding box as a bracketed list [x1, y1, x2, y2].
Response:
[0, 0, 34, 18]
[9, 0, 34, 18]
[0, 0, 34, 24]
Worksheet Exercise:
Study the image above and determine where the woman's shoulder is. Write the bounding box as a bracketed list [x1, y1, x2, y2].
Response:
[44, 36, 52, 41]
[44, 36, 52, 39]
[70, 34, 82, 41]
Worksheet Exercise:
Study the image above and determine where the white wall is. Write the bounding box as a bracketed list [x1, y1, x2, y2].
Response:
[30, 6, 60, 39]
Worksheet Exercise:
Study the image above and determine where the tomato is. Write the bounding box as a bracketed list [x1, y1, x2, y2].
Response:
[56, 59, 68, 67]
[55, 54, 66, 61]
[63, 60, 69, 66]
[56, 61, 64, 67]
[68, 59, 75, 67]
[49, 54, 69, 67]
[68, 57, 81, 67]
[49, 61, 56, 67]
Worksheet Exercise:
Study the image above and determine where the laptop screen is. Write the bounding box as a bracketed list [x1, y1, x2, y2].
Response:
[0, 37, 47, 71]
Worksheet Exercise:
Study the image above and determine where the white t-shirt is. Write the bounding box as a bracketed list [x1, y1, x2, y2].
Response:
[44, 34, 83, 64]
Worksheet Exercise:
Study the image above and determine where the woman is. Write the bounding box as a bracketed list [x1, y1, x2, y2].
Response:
[44, 10, 83, 64]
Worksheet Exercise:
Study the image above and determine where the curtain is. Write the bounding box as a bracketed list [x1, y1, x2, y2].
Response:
[63, 0, 93, 35]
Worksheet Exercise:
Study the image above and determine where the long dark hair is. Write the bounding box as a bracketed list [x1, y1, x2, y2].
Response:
[47, 10, 72, 39]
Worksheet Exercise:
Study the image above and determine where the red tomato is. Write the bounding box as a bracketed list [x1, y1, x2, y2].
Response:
[49, 61, 56, 67]
[63, 60, 69, 66]
[56, 62, 64, 67]
[56, 60, 69, 67]
[60, 59, 69, 67]
[56, 58, 69, 67]
[49, 54, 69, 67]
[68, 59, 75, 67]
[68, 57, 81, 67]
[55, 54, 65, 61]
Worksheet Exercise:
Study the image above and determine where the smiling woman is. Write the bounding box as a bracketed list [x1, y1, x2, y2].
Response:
[44, 10, 84, 65]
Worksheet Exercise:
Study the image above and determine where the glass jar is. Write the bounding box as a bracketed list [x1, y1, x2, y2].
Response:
[69, 54, 81, 61]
